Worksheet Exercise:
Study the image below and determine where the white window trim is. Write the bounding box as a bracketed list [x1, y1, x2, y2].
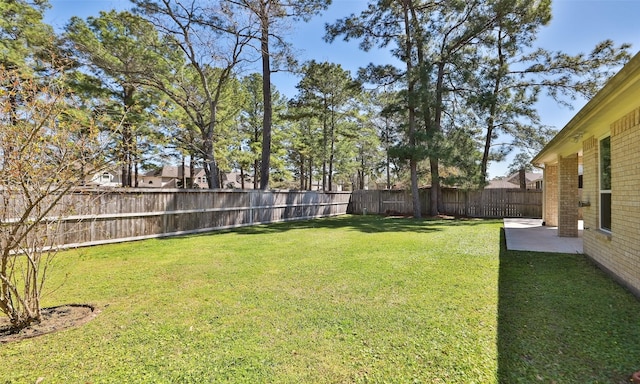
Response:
[599, 134, 612, 233]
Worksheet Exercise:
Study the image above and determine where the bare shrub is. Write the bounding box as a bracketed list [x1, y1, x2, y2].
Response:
[0, 67, 108, 329]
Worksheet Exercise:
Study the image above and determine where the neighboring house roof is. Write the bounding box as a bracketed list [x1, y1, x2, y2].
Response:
[142, 165, 250, 189]
[485, 179, 520, 189]
[485, 172, 543, 189]
[533, 51, 640, 166]
[86, 169, 122, 187]
[223, 171, 253, 189]
[505, 172, 543, 185]
[144, 166, 205, 178]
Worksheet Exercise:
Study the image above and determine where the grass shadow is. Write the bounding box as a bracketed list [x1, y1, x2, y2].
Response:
[497, 229, 640, 383]
[228, 214, 494, 235]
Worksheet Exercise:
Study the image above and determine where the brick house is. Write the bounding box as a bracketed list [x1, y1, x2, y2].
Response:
[86, 169, 122, 187]
[140, 166, 208, 189]
[532, 52, 640, 296]
[485, 172, 543, 189]
[139, 166, 252, 189]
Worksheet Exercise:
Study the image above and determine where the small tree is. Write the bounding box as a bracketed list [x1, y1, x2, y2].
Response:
[0, 67, 107, 330]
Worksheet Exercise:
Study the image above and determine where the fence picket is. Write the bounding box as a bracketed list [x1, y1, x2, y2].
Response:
[349, 188, 541, 218]
[4, 189, 351, 250]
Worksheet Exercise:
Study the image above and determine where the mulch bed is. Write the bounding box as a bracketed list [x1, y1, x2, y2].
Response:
[0, 304, 100, 343]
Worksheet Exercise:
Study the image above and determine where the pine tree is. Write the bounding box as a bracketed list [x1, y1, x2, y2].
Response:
[293, 60, 362, 191]
[65, 10, 170, 187]
[221, 0, 330, 189]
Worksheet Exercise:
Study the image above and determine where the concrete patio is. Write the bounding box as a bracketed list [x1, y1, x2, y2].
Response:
[503, 218, 583, 254]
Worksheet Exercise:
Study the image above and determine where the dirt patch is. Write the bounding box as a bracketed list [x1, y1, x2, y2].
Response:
[0, 304, 100, 343]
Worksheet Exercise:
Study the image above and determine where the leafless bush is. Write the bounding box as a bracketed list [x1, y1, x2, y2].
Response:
[0, 67, 110, 329]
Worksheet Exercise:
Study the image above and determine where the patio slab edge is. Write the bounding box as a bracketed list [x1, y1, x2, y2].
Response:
[503, 218, 583, 254]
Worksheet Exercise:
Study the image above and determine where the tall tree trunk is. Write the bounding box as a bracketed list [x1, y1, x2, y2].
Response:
[328, 106, 336, 191]
[359, 153, 365, 190]
[122, 85, 136, 188]
[322, 119, 328, 191]
[189, 155, 195, 188]
[134, 158, 139, 187]
[299, 156, 305, 190]
[384, 115, 392, 190]
[308, 158, 313, 191]
[402, 0, 421, 218]
[429, 61, 446, 216]
[409, 3, 436, 215]
[386, 152, 391, 190]
[254, 125, 260, 189]
[203, 128, 220, 189]
[181, 156, 186, 188]
[259, 3, 272, 190]
[482, 28, 505, 181]
[253, 157, 260, 189]
[121, 123, 132, 188]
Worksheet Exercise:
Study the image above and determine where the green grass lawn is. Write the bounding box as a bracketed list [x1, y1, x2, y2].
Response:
[1, 215, 639, 383]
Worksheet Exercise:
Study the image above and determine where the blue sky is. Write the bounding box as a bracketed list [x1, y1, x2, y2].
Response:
[46, 0, 640, 178]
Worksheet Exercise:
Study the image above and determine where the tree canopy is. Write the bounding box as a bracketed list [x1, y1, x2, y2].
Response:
[326, 0, 630, 215]
[1, 0, 632, 193]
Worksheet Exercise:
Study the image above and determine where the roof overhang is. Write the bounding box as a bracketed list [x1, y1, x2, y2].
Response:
[532, 51, 640, 167]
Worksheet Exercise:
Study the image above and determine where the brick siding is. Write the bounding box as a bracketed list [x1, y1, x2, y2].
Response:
[543, 164, 558, 227]
[582, 136, 613, 270]
[609, 106, 640, 292]
[583, 106, 640, 295]
[558, 154, 579, 237]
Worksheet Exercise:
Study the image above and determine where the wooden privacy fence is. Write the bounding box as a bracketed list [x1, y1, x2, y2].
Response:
[349, 188, 542, 218]
[10, 189, 351, 249]
[5, 187, 539, 251]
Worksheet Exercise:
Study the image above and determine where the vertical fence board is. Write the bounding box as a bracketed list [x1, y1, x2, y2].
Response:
[348, 188, 541, 218]
[10, 188, 542, 251]
[7, 189, 351, 250]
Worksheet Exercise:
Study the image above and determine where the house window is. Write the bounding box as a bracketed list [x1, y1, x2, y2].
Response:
[599, 136, 611, 232]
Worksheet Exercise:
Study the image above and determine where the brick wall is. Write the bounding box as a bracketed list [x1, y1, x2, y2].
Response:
[582, 136, 613, 271]
[609, 106, 640, 292]
[583, 106, 640, 296]
[558, 154, 579, 237]
[543, 164, 558, 227]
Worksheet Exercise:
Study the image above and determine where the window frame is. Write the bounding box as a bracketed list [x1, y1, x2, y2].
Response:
[100, 172, 111, 183]
[599, 135, 612, 233]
